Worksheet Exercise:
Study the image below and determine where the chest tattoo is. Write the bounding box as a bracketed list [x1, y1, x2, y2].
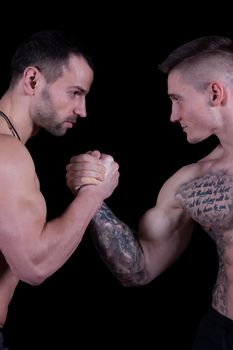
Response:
[176, 173, 233, 236]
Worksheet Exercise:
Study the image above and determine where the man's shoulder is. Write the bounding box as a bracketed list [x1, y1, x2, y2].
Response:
[172, 162, 200, 181]
[159, 162, 202, 198]
[0, 134, 34, 169]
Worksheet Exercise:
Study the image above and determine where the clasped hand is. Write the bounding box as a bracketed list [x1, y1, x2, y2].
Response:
[66, 150, 120, 198]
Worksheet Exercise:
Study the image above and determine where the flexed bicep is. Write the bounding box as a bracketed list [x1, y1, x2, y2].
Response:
[0, 137, 47, 282]
[139, 205, 193, 280]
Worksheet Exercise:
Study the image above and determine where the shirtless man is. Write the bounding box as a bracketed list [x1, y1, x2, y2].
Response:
[67, 36, 233, 349]
[0, 30, 119, 349]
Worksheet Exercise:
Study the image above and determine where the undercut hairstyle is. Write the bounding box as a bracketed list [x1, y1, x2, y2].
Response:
[10, 30, 94, 86]
[159, 35, 233, 74]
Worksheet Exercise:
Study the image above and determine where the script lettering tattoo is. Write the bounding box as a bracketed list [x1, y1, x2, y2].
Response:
[176, 173, 233, 238]
[90, 202, 148, 286]
[177, 173, 233, 317]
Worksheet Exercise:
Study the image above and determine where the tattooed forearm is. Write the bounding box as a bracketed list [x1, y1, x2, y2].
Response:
[90, 202, 148, 286]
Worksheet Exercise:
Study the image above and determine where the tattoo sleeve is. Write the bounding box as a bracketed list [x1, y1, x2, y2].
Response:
[90, 202, 148, 286]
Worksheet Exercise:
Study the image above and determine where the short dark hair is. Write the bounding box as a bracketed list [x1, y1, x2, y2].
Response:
[159, 35, 233, 74]
[10, 30, 94, 85]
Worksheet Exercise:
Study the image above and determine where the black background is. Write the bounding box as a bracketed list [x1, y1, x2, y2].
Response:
[1, 6, 230, 349]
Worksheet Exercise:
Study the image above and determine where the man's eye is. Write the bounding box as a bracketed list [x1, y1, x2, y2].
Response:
[171, 96, 180, 103]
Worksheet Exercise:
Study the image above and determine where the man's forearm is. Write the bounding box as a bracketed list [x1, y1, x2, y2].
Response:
[90, 202, 148, 286]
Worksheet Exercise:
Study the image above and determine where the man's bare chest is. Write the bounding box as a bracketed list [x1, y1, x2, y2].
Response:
[176, 173, 233, 236]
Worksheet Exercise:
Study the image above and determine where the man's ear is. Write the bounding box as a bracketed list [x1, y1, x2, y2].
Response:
[208, 80, 226, 106]
[23, 67, 40, 95]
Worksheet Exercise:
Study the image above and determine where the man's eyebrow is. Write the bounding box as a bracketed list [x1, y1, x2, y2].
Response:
[71, 85, 87, 94]
[168, 93, 180, 99]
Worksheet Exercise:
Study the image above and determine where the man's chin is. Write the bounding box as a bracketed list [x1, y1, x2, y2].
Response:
[187, 136, 203, 144]
[48, 128, 67, 137]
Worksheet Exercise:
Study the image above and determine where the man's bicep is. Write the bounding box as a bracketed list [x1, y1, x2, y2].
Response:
[0, 152, 46, 243]
[138, 206, 192, 278]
